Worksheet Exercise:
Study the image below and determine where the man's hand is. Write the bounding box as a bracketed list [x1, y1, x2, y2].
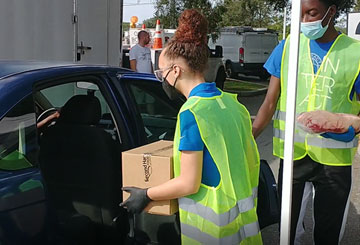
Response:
[120, 187, 152, 214]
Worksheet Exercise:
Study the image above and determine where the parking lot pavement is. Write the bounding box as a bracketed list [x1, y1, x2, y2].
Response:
[239, 92, 360, 244]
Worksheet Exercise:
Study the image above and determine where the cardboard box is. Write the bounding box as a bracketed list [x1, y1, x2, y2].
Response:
[122, 140, 178, 215]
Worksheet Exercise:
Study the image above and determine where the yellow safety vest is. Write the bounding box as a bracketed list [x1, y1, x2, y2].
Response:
[274, 33, 360, 166]
[173, 91, 262, 244]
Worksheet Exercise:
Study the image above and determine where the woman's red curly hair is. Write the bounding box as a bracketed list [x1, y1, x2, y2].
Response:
[164, 9, 209, 73]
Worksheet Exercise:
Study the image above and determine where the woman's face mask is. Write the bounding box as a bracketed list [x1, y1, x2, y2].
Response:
[161, 67, 182, 100]
[301, 7, 332, 40]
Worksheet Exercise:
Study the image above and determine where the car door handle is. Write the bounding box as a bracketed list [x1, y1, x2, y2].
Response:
[264, 52, 269, 54]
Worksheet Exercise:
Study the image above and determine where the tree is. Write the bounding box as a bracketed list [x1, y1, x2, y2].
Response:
[142, 17, 157, 28]
[154, 0, 183, 29]
[268, 0, 356, 18]
[221, 0, 279, 27]
[152, 0, 226, 40]
[354, 0, 360, 11]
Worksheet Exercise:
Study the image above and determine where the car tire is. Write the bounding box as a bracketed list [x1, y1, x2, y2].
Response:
[215, 66, 226, 90]
[226, 63, 237, 79]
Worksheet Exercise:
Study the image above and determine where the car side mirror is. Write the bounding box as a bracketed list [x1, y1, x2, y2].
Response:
[215, 45, 223, 58]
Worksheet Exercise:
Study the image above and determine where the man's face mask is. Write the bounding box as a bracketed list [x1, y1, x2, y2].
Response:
[301, 7, 332, 40]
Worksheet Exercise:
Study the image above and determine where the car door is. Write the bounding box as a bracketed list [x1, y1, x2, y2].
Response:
[261, 34, 278, 62]
[0, 95, 48, 244]
[0, 70, 136, 244]
[33, 74, 134, 243]
[244, 33, 263, 64]
[116, 73, 183, 244]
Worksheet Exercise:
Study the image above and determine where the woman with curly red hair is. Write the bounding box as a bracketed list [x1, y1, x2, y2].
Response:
[121, 9, 262, 244]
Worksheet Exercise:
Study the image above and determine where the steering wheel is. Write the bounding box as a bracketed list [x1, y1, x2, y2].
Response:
[37, 107, 59, 129]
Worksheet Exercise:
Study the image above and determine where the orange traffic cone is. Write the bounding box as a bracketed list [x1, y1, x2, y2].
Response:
[152, 19, 163, 49]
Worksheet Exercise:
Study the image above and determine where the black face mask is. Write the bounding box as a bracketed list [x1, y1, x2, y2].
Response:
[162, 73, 182, 100]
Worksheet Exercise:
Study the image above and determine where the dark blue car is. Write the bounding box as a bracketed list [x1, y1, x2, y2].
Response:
[0, 61, 183, 244]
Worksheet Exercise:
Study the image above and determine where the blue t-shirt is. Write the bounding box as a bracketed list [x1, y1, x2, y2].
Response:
[264, 38, 360, 99]
[179, 82, 221, 187]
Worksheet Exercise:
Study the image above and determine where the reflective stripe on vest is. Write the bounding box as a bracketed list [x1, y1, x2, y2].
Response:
[181, 221, 260, 244]
[274, 128, 358, 148]
[273, 128, 305, 143]
[179, 187, 257, 227]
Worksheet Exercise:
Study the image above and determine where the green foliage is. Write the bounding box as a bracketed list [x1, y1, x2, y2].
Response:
[122, 22, 130, 32]
[152, 0, 225, 40]
[154, 0, 183, 29]
[142, 17, 157, 28]
[221, 0, 282, 27]
[354, 1, 360, 11]
[150, 0, 359, 43]
[269, 0, 356, 17]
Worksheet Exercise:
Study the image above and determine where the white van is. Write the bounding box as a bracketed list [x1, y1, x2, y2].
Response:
[209, 26, 278, 79]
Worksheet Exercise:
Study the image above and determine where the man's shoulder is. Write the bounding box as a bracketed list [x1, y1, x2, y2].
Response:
[130, 44, 140, 52]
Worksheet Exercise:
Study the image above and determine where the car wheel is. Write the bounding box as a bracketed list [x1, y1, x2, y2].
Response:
[226, 63, 237, 79]
[215, 67, 226, 90]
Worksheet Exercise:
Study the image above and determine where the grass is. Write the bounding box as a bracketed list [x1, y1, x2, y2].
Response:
[224, 79, 267, 92]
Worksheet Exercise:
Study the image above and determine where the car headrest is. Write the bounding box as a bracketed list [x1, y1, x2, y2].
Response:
[58, 95, 101, 125]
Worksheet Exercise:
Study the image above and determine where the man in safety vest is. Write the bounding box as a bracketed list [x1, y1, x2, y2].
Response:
[252, 0, 360, 244]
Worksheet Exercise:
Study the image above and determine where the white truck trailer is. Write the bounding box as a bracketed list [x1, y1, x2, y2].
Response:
[347, 12, 360, 41]
[0, 0, 122, 66]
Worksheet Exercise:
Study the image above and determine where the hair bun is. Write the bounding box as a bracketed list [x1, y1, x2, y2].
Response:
[174, 9, 208, 46]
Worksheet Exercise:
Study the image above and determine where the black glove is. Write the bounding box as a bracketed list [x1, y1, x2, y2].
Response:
[120, 187, 152, 214]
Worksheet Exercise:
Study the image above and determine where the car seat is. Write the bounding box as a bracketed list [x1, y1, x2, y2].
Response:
[39, 94, 122, 243]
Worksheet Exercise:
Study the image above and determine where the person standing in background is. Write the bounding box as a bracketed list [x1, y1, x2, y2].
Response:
[129, 30, 153, 74]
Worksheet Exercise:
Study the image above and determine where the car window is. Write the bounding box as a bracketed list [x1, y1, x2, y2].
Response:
[40, 82, 111, 116]
[0, 95, 38, 171]
[262, 35, 278, 49]
[245, 34, 262, 49]
[127, 80, 181, 142]
[37, 80, 119, 142]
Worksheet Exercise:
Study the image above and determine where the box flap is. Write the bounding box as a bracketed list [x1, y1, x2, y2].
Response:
[124, 140, 173, 157]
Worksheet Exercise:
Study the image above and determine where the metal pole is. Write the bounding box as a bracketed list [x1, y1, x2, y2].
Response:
[72, 0, 78, 63]
[280, 0, 302, 244]
[283, 6, 287, 40]
[119, 0, 124, 66]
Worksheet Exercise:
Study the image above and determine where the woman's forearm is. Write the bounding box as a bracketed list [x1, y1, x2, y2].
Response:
[147, 151, 203, 201]
[147, 176, 198, 200]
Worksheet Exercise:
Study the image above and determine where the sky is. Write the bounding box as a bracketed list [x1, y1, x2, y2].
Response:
[123, 1, 156, 23]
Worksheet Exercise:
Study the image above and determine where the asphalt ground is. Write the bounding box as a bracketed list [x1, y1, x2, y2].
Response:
[233, 75, 360, 244]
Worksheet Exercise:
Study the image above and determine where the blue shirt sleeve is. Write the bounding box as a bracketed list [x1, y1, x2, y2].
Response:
[354, 74, 360, 95]
[263, 40, 286, 79]
[348, 74, 360, 100]
[179, 109, 204, 151]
